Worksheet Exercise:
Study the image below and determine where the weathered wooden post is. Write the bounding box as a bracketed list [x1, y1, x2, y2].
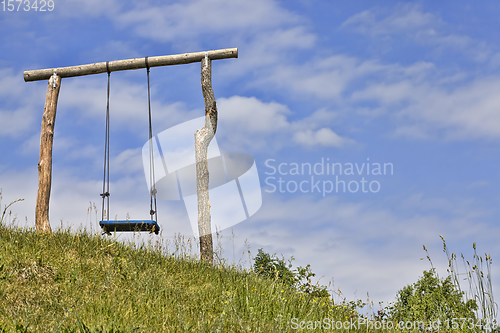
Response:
[196, 54, 217, 264]
[35, 71, 61, 233]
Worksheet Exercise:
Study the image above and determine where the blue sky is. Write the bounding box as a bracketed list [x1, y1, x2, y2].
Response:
[1, 0, 499, 312]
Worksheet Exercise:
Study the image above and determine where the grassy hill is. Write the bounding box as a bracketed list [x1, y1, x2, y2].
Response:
[0, 223, 361, 332]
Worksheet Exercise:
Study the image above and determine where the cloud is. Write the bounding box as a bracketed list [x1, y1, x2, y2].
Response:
[218, 96, 291, 133]
[217, 96, 353, 151]
[341, 4, 499, 66]
[115, 0, 301, 43]
[256, 56, 356, 100]
[353, 75, 500, 141]
[0, 68, 45, 138]
[217, 96, 293, 151]
[352, 80, 417, 105]
[250, 54, 408, 101]
[341, 4, 439, 37]
[111, 148, 144, 176]
[217, 26, 317, 80]
[416, 77, 500, 140]
[293, 128, 353, 148]
[0, 106, 37, 137]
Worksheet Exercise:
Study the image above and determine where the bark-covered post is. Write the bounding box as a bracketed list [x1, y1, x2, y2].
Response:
[195, 54, 217, 264]
[35, 71, 61, 233]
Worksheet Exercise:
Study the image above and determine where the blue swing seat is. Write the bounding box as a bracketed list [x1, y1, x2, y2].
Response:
[99, 220, 160, 235]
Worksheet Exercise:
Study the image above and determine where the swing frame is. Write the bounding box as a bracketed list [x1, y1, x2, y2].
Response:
[25, 48, 238, 234]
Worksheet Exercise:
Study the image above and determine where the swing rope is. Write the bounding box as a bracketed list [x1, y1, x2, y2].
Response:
[146, 57, 158, 222]
[100, 61, 111, 222]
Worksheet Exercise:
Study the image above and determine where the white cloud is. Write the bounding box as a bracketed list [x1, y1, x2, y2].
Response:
[420, 78, 500, 140]
[341, 4, 499, 66]
[217, 96, 353, 151]
[115, 0, 301, 42]
[217, 96, 293, 151]
[0, 106, 37, 137]
[252, 55, 372, 100]
[250, 55, 431, 102]
[295, 108, 339, 127]
[218, 96, 291, 133]
[219, 27, 317, 78]
[354, 75, 500, 141]
[341, 4, 439, 36]
[0, 68, 45, 138]
[111, 148, 144, 176]
[293, 128, 352, 148]
[20, 133, 42, 155]
[352, 80, 416, 105]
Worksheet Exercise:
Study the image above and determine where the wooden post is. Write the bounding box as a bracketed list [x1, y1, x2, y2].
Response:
[35, 72, 61, 233]
[196, 55, 217, 264]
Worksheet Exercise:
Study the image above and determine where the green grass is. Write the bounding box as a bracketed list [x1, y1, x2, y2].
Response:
[0, 223, 364, 332]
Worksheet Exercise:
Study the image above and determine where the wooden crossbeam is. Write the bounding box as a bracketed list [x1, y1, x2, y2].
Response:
[24, 48, 238, 82]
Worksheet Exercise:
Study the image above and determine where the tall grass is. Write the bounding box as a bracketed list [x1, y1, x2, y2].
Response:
[440, 235, 497, 322]
[422, 235, 498, 328]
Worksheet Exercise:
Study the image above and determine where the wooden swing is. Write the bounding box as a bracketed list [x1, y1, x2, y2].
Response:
[99, 58, 160, 235]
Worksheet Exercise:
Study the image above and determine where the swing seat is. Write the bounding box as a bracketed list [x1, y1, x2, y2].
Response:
[99, 220, 160, 235]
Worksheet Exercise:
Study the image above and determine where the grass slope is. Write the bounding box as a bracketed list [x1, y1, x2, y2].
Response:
[0, 225, 359, 332]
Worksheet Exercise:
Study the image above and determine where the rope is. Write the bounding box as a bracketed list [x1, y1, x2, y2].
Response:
[145, 57, 158, 222]
[101, 62, 111, 222]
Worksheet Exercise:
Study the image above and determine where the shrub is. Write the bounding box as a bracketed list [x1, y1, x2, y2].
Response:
[253, 248, 329, 298]
[387, 268, 477, 326]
